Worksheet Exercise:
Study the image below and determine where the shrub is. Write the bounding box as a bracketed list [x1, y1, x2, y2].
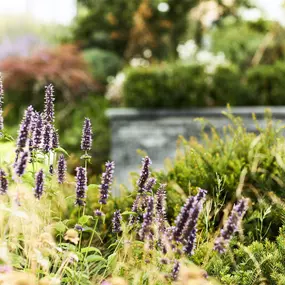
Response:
[0, 44, 97, 112]
[123, 64, 208, 108]
[83, 48, 123, 84]
[209, 65, 251, 106]
[247, 61, 285, 105]
[154, 112, 285, 240]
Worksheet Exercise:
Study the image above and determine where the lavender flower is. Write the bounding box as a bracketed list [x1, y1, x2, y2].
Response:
[173, 196, 195, 242]
[29, 111, 39, 151]
[129, 195, 140, 225]
[0, 74, 4, 132]
[75, 167, 87, 206]
[16, 106, 34, 150]
[156, 184, 167, 232]
[139, 196, 154, 240]
[44, 84, 55, 124]
[81, 118, 92, 151]
[94, 209, 104, 217]
[42, 122, 52, 153]
[214, 199, 248, 254]
[15, 151, 29, 177]
[52, 128, 59, 149]
[57, 154, 66, 184]
[144, 177, 156, 193]
[0, 169, 8, 195]
[32, 113, 43, 149]
[33, 169, 44, 199]
[112, 210, 122, 233]
[137, 156, 152, 193]
[171, 261, 180, 281]
[183, 227, 197, 256]
[181, 190, 207, 253]
[99, 161, 115, 204]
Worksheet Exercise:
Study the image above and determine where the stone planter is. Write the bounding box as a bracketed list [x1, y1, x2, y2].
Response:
[106, 107, 285, 190]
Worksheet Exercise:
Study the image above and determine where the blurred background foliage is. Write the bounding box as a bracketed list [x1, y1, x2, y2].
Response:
[2, 0, 285, 176]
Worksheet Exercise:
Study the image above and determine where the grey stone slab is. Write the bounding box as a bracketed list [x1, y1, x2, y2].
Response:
[106, 107, 285, 192]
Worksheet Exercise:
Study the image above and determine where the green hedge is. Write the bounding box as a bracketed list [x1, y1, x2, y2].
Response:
[123, 64, 208, 108]
[123, 61, 285, 108]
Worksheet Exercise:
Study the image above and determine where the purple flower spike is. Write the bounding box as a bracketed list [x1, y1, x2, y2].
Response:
[34, 169, 44, 199]
[57, 154, 66, 184]
[15, 151, 29, 177]
[173, 196, 195, 242]
[156, 184, 167, 232]
[214, 198, 248, 254]
[16, 106, 34, 150]
[171, 261, 180, 281]
[52, 128, 59, 149]
[137, 156, 152, 193]
[81, 118, 92, 152]
[0, 169, 8, 195]
[99, 161, 115, 204]
[44, 84, 55, 124]
[144, 177, 156, 193]
[0, 74, 4, 132]
[139, 196, 154, 240]
[42, 122, 52, 153]
[32, 113, 43, 149]
[75, 167, 87, 206]
[112, 210, 122, 233]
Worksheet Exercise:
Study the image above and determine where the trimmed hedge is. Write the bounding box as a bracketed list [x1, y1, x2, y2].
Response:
[123, 64, 208, 108]
[123, 61, 285, 108]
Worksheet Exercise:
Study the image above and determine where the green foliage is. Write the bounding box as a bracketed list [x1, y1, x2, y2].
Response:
[247, 61, 285, 105]
[209, 65, 251, 106]
[123, 64, 207, 108]
[122, 60, 285, 108]
[195, 226, 285, 285]
[156, 112, 285, 239]
[83, 48, 123, 84]
[211, 19, 268, 68]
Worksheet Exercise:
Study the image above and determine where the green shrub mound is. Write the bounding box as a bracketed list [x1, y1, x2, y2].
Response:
[123, 64, 207, 108]
[122, 61, 285, 108]
[83, 48, 123, 84]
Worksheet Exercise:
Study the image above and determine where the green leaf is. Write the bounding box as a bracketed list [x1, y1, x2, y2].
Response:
[88, 184, 99, 191]
[54, 221, 67, 233]
[107, 253, 117, 270]
[55, 147, 69, 156]
[121, 211, 137, 216]
[79, 215, 93, 225]
[81, 247, 102, 255]
[86, 255, 106, 263]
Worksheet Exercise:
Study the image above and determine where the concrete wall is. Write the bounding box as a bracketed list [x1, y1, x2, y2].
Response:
[106, 107, 285, 191]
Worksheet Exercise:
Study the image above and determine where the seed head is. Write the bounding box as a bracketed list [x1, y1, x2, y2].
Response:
[99, 161, 115, 204]
[81, 118, 92, 151]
